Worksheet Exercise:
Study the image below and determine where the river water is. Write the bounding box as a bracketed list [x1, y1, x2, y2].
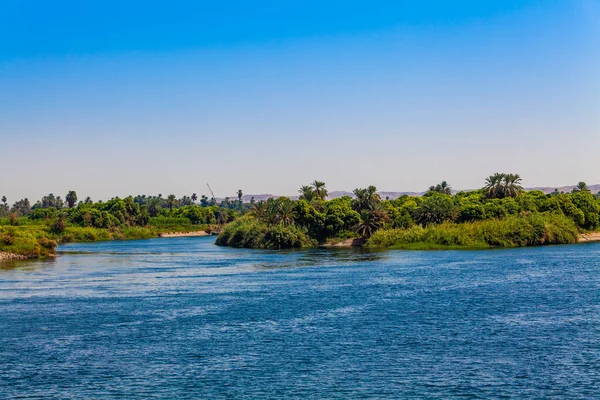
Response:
[1, 237, 599, 398]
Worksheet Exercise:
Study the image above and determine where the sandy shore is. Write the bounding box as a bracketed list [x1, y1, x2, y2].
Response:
[320, 238, 365, 247]
[158, 231, 210, 238]
[578, 232, 600, 243]
[0, 251, 28, 261]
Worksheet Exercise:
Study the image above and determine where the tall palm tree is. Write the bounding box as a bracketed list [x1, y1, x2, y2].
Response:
[147, 197, 162, 217]
[484, 173, 505, 198]
[65, 191, 78, 208]
[167, 194, 177, 210]
[298, 185, 315, 202]
[352, 186, 380, 211]
[311, 180, 328, 201]
[503, 173, 523, 198]
[191, 193, 198, 202]
[237, 190, 243, 203]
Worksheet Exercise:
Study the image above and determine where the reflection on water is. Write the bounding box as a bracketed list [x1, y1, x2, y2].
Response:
[1, 236, 599, 399]
[0, 257, 57, 271]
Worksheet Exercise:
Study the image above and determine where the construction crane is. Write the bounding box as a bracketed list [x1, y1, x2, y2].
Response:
[206, 183, 224, 234]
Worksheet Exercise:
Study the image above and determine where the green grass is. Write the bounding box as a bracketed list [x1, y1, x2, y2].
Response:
[0, 225, 58, 258]
[367, 213, 579, 250]
[1, 219, 209, 258]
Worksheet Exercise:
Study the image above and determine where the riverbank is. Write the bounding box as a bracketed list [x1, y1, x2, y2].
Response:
[0, 251, 28, 261]
[0, 223, 213, 259]
[159, 230, 209, 238]
[578, 232, 600, 242]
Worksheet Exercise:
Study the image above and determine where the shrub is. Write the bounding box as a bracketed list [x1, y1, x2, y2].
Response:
[216, 216, 312, 249]
[414, 195, 456, 226]
[367, 213, 578, 249]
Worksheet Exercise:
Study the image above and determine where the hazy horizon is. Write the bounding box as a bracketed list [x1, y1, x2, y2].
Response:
[2, 0, 599, 202]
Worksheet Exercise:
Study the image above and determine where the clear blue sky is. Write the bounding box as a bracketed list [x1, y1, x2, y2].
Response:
[1, 0, 598, 201]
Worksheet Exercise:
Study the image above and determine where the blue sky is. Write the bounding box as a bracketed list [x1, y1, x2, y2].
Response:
[1, 0, 598, 201]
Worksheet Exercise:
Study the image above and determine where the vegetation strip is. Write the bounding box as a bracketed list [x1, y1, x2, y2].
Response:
[1, 176, 599, 257]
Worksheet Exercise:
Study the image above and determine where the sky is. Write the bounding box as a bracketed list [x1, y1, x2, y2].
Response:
[1, 0, 599, 202]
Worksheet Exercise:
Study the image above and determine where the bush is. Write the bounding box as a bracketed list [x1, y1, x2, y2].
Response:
[216, 216, 313, 249]
[367, 213, 578, 249]
[414, 195, 456, 226]
[458, 203, 485, 222]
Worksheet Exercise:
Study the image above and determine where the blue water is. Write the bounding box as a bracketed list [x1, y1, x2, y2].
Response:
[1, 237, 599, 399]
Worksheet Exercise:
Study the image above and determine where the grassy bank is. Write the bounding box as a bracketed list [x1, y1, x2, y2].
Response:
[0, 222, 210, 259]
[366, 213, 579, 250]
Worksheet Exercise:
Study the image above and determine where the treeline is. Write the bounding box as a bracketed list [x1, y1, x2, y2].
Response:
[216, 176, 600, 249]
[0, 190, 250, 220]
[0, 190, 244, 258]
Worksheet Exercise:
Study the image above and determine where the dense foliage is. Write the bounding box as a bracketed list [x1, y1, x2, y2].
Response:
[2, 175, 600, 256]
[0, 191, 238, 257]
[216, 176, 600, 250]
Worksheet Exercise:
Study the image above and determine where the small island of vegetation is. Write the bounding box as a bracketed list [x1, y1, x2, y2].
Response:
[216, 175, 600, 250]
[1, 175, 600, 259]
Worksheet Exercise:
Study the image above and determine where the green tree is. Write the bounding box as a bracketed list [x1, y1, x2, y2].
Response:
[298, 185, 316, 202]
[572, 182, 590, 193]
[167, 194, 177, 211]
[429, 181, 452, 195]
[355, 209, 388, 239]
[66, 191, 78, 208]
[352, 186, 381, 212]
[415, 194, 456, 226]
[503, 174, 523, 198]
[147, 197, 162, 217]
[485, 173, 523, 198]
[311, 180, 328, 200]
[237, 190, 243, 203]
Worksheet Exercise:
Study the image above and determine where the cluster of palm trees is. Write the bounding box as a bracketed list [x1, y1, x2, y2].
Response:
[251, 197, 295, 225]
[428, 181, 452, 195]
[298, 180, 328, 201]
[484, 173, 523, 199]
[352, 186, 389, 238]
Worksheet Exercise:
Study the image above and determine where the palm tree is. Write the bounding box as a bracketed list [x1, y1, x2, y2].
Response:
[1, 196, 6, 206]
[354, 208, 388, 239]
[237, 190, 243, 203]
[251, 200, 268, 221]
[484, 173, 505, 198]
[147, 197, 162, 217]
[84, 196, 92, 204]
[298, 185, 315, 202]
[276, 199, 295, 225]
[572, 182, 590, 193]
[264, 199, 279, 224]
[352, 186, 380, 212]
[503, 173, 523, 198]
[429, 181, 452, 195]
[191, 193, 198, 202]
[167, 194, 177, 210]
[311, 180, 328, 200]
[65, 191, 78, 208]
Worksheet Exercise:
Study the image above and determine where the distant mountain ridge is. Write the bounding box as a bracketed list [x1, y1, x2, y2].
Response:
[223, 184, 599, 202]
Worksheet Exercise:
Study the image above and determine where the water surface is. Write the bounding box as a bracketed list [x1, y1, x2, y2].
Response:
[1, 237, 599, 398]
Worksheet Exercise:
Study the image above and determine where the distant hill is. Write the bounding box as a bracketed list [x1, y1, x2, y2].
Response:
[223, 184, 599, 202]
